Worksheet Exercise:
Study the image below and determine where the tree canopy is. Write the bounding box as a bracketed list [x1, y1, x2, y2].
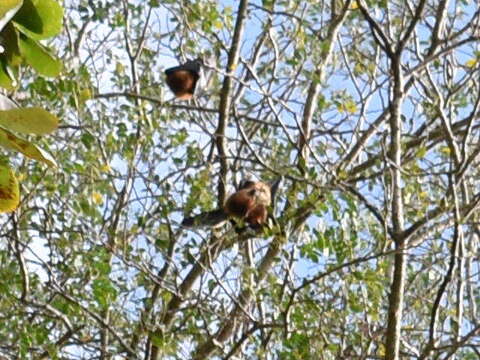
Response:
[1, 0, 480, 359]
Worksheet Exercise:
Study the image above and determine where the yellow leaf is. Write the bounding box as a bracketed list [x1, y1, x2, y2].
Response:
[377, 344, 385, 357]
[465, 58, 477, 68]
[79, 88, 92, 104]
[213, 19, 223, 29]
[0, 164, 19, 212]
[439, 146, 451, 156]
[0, 107, 58, 134]
[115, 62, 125, 74]
[0, 127, 57, 167]
[337, 169, 348, 180]
[354, 62, 364, 74]
[350, 1, 359, 10]
[416, 146, 427, 158]
[337, 100, 358, 114]
[100, 164, 111, 173]
[345, 100, 357, 114]
[91, 191, 103, 205]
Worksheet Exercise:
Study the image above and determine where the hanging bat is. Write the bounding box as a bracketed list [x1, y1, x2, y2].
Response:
[164, 59, 201, 100]
[182, 178, 281, 229]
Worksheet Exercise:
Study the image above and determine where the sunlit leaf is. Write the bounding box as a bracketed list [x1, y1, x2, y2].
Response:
[100, 164, 111, 173]
[337, 100, 357, 114]
[0, 107, 58, 134]
[0, 0, 22, 33]
[344, 100, 357, 113]
[213, 19, 222, 29]
[18, 36, 62, 77]
[0, 127, 57, 167]
[91, 192, 103, 205]
[12, 0, 63, 40]
[416, 146, 427, 158]
[0, 163, 19, 212]
[465, 58, 477, 68]
[78, 88, 92, 105]
[377, 344, 386, 357]
[439, 146, 451, 156]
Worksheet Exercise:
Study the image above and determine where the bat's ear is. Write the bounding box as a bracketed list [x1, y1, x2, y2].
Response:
[238, 179, 256, 190]
[269, 177, 282, 206]
[237, 169, 258, 190]
[181, 59, 202, 73]
[164, 59, 201, 76]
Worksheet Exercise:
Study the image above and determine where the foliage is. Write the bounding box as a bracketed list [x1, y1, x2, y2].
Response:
[0, 0, 62, 212]
[1, 0, 480, 359]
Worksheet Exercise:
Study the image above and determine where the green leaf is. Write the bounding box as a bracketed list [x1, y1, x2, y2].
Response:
[12, 0, 63, 40]
[92, 278, 117, 309]
[348, 294, 363, 313]
[18, 36, 62, 77]
[0, 163, 19, 213]
[0, 127, 57, 167]
[262, 0, 274, 10]
[416, 146, 427, 158]
[80, 132, 95, 149]
[0, 107, 58, 134]
[0, 0, 23, 33]
[0, 59, 15, 90]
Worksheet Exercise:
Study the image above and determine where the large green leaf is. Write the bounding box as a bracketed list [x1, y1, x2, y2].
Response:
[0, 0, 22, 33]
[0, 107, 58, 135]
[18, 36, 62, 77]
[0, 127, 57, 167]
[0, 163, 19, 212]
[12, 0, 63, 40]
